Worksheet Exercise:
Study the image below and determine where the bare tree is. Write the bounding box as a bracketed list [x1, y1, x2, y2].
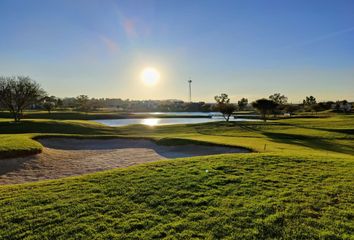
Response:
[0, 76, 46, 122]
[214, 93, 236, 122]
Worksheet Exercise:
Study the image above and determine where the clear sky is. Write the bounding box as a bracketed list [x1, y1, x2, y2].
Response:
[0, 0, 353, 102]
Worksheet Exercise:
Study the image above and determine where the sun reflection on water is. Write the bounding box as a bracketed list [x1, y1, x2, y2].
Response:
[141, 118, 160, 126]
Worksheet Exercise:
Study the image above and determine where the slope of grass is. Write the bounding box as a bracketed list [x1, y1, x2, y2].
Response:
[0, 134, 42, 158]
[2, 114, 353, 157]
[0, 154, 353, 239]
[0, 114, 353, 239]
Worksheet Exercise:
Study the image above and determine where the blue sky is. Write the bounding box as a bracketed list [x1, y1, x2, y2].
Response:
[0, 0, 353, 102]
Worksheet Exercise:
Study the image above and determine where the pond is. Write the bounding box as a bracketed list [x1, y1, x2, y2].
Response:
[131, 112, 219, 116]
[94, 117, 259, 127]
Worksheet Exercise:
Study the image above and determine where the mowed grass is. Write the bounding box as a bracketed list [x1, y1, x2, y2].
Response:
[0, 134, 42, 158]
[1, 114, 353, 156]
[0, 154, 353, 239]
[0, 111, 126, 120]
[0, 114, 353, 239]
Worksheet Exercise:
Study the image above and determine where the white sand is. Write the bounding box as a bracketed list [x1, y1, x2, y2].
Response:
[0, 138, 249, 185]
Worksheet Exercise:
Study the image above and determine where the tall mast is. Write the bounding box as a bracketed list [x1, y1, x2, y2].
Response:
[188, 77, 192, 102]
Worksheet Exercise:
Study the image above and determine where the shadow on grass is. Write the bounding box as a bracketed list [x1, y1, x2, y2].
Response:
[263, 132, 354, 155]
[194, 122, 353, 155]
[277, 122, 354, 136]
[0, 120, 117, 135]
[194, 121, 268, 137]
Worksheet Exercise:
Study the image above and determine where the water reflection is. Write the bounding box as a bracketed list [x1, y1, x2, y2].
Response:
[94, 117, 260, 127]
[141, 118, 160, 126]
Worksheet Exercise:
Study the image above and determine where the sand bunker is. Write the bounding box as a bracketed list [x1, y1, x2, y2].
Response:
[0, 138, 249, 185]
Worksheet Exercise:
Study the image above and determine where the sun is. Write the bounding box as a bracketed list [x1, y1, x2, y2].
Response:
[141, 67, 160, 86]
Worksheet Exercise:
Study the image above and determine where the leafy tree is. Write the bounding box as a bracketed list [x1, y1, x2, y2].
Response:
[42, 96, 57, 114]
[43, 101, 56, 114]
[303, 96, 317, 113]
[252, 99, 278, 122]
[215, 93, 231, 105]
[269, 93, 288, 105]
[62, 97, 77, 108]
[313, 102, 332, 113]
[269, 93, 288, 116]
[75, 95, 90, 112]
[56, 98, 63, 109]
[0, 76, 46, 122]
[303, 96, 316, 106]
[284, 104, 300, 116]
[88, 98, 104, 111]
[312, 104, 324, 114]
[319, 101, 334, 111]
[214, 93, 236, 122]
[334, 100, 352, 113]
[237, 98, 248, 111]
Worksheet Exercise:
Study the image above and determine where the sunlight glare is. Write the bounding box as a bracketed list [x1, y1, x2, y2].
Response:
[141, 67, 160, 86]
[141, 118, 160, 126]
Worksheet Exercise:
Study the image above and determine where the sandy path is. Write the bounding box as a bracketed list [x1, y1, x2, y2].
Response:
[0, 138, 249, 185]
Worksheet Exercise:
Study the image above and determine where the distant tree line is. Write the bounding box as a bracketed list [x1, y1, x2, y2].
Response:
[213, 92, 353, 122]
[0, 76, 353, 122]
[56, 96, 214, 113]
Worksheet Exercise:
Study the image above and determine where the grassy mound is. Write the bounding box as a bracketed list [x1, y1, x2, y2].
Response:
[0, 153, 353, 239]
[0, 134, 42, 159]
[0, 114, 353, 238]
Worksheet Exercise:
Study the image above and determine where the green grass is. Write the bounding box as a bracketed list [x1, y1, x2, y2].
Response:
[0, 154, 353, 239]
[0, 110, 127, 120]
[0, 134, 42, 158]
[0, 114, 353, 239]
